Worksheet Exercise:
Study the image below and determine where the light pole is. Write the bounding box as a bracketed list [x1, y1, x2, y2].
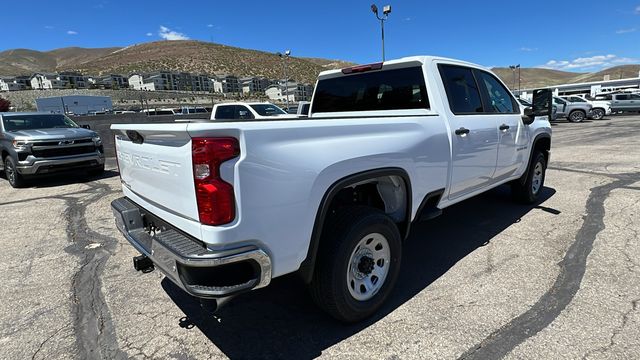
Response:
[509, 64, 521, 93]
[371, 4, 391, 62]
[276, 50, 291, 110]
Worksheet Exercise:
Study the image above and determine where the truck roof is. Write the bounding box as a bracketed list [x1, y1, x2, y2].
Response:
[318, 55, 490, 79]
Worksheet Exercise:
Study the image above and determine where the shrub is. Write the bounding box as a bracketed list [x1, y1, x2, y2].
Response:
[0, 97, 11, 112]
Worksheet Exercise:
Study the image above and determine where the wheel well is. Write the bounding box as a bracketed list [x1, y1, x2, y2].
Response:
[534, 136, 551, 163]
[298, 168, 411, 283]
[329, 175, 408, 230]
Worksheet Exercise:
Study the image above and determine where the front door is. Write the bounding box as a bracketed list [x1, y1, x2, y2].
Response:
[438, 64, 499, 199]
[474, 69, 528, 180]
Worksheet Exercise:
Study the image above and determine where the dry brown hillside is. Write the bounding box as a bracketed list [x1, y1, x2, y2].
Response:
[492, 67, 582, 89]
[73, 41, 334, 83]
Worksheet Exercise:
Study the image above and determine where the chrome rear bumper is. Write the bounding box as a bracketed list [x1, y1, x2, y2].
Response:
[111, 197, 272, 298]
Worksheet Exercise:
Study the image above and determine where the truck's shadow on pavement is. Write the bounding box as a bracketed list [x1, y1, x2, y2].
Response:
[163, 185, 557, 359]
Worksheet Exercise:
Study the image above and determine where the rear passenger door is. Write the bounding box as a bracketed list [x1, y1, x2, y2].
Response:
[474, 69, 527, 180]
[438, 64, 499, 199]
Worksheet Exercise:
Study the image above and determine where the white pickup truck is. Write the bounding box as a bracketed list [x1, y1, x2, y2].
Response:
[110, 56, 552, 322]
[210, 102, 296, 120]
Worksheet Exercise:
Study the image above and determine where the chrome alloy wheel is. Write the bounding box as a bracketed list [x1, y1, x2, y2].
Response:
[347, 232, 391, 301]
[531, 162, 544, 194]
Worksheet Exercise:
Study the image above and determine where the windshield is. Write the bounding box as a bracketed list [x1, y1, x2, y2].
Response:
[249, 104, 287, 116]
[2, 114, 79, 131]
[567, 97, 587, 103]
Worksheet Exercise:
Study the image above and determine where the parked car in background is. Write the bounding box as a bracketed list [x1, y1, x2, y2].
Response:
[560, 95, 611, 120]
[610, 93, 640, 113]
[141, 108, 175, 115]
[0, 112, 105, 188]
[210, 102, 297, 120]
[553, 96, 592, 122]
[175, 106, 208, 115]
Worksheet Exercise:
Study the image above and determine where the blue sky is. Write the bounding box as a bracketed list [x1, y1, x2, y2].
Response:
[4, 0, 640, 72]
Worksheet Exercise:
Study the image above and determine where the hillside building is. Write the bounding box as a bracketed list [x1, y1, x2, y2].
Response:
[91, 74, 129, 89]
[0, 77, 26, 91]
[265, 80, 314, 102]
[30, 73, 68, 90]
[240, 76, 271, 94]
[129, 71, 212, 92]
[212, 74, 241, 94]
[58, 72, 89, 89]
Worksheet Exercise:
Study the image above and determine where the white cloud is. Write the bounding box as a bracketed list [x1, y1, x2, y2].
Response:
[616, 28, 637, 34]
[538, 54, 639, 71]
[207, 24, 214, 28]
[520, 47, 538, 52]
[635, 5, 640, 14]
[146, 32, 153, 36]
[158, 26, 189, 40]
[67, 30, 78, 35]
[44, 25, 54, 30]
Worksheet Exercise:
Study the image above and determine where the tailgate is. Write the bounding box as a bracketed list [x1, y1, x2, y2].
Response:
[112, 124, 199, 221]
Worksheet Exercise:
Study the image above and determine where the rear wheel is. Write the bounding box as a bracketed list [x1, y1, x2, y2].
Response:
[590, 108, 605, 120]
[568, 110, 586, 123]
[512, 151, 547, 204]
[309, 206, 402, 323]
[4, 156, 25, 188]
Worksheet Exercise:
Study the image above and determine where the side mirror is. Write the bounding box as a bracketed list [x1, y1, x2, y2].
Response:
[522, 107, 535, 125]
[532, 88, 553, 121]
[81, 124, 91, 129]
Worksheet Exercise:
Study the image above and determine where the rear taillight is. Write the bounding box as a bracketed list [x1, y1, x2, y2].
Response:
[192, 137, 240, 226]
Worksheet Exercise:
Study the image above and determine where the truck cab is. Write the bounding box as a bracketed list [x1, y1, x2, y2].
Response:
[210, 102, 296, 120]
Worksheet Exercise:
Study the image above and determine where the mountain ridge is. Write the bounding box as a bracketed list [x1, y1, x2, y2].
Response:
[0, 41, 638, 87]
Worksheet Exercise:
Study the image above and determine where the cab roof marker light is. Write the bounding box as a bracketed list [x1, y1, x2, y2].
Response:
[341, 62, 384, 74]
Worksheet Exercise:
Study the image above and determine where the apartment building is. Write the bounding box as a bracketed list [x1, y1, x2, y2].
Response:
[30, 73, 68, 90]
[240, 76, 271, 94]
[58, 72, 89, 89]
[0, 77, 26, 91]
[212, 74, 241, 94]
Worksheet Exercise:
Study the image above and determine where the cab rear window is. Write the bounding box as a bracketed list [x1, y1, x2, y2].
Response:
[312, 66, 429, 113]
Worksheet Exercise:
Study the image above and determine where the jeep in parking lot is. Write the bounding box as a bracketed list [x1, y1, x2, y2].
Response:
[110, 56, 552, 322]
[0, 112, 105, 188]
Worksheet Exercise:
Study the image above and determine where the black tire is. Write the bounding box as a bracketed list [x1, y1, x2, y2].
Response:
[88, 164, 105, 177]
[3, 156, 25, 188]
[590, 108, 605, 120]
[511, 151, 547, 204]
[568, 110, 586, 123]
[309, 206, 402, 323]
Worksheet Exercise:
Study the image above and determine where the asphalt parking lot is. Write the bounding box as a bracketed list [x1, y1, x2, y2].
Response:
[0, 115, 639, 360]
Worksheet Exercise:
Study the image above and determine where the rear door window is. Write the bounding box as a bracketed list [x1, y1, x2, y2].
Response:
[438, 65, 483, 114]
[215, 105, 235, 119]
[311, 66, 429, 113]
